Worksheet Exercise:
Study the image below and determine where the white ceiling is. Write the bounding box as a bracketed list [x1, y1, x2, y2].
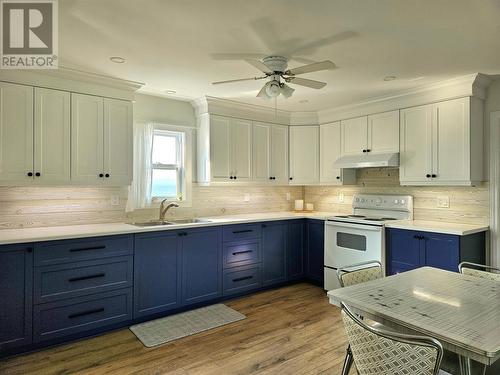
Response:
[60, 0, 500, 111]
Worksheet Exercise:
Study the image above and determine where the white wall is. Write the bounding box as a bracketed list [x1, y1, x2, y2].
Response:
[134, 93, 195, 127]
[483, 79, 500, 180]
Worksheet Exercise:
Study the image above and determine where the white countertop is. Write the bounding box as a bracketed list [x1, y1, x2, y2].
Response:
[385, 220, 488, 236]
[0, 211, 336, 245]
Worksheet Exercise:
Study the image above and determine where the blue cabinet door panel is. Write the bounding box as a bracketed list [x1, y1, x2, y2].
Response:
[223, 240, 261, 269]
[306, 220, 324, 284]
[223, 224, 262, 242]
[182, 227, 222, 305]
[0, 244, 33, 350]
[288, 220, 305, 280]
[386, 228, 422, 275]
[223, 265, 262, 296]
[134, 232, 181, 318]
[262, 222, 288, 286]
[423, 232, 460, 272]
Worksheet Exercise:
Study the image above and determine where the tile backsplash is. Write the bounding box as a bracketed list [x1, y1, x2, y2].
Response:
[305, 168, 489, 225]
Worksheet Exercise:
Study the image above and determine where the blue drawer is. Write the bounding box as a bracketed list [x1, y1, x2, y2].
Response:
[34, 256, 133, 304]
[33, 288, 132, 342]
[223, 265, 262, 296]
[223, 224, 262, 242]
[223, 240, 261, 269]
[34, 235, 133, 266]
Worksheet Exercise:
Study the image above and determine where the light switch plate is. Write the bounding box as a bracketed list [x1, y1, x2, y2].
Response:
[111, 195, 120, 206]
[437, 196, 450, 208]
[244, 193, 250, 202]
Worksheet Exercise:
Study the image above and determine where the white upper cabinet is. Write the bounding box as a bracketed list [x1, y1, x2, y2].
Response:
[341, 111, 399, 156]
[34, 88, 70, 184]
[103, 98, 133, 185]
[201, 115, 252, 183]
[71, 93, 104, 184]
[0, 82, 33, 182]
[253, 122, 288, 184]
[320, 122, 356, 185]
[71, 94, 132, 185]
[289, 125, 319, 185]
[400, 97, 483, 186]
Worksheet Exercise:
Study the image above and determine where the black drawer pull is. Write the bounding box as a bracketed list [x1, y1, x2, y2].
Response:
[233, 276, 253, 282]
[68, 307, 104, 319]
[69, 245, 106, 252]
[68, 273, 106, 282]
[232, 229, 253, 234]
[232, 250, 253, 256]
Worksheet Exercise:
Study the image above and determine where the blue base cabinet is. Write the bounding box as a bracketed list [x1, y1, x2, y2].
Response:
[386, 228, 485, 275]
[181, 227, 222, 305]
[262, 221, 288, 286]
[0, 244, 33, 351]
[134, 232, 182, 318]
[288, 220, 305, 280]
[306, 219, 324, 285]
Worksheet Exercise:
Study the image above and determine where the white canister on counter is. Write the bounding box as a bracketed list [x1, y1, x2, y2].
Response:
[306, 203, 314, 211]
[294, 199, 304, 211]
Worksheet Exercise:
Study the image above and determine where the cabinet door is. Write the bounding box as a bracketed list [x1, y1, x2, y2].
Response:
[103, 99, 133, 185]
[134, 233, 181, 318]
[386, 229, 423, 275]
[433, 98, 470, 183]
[262, 222, 288, 286]
[341, 116, 367, 156]
[0, 82, 33, 182]
[231, 119, 252, 181]
[400, 105, 433, 184]
[71, 93, 104, 184]
[252, 122, 271, 182]
[306, 220, 324, 285]
[182, 227, 222, 305]
[367, 111, 399, 153]
[34, 88, 70, 184]
[270, 124, 289, 183]
[288, 220, 305, 280]
[320, 122, 342, 183]
[0, 244, 33, 350]
[210, 115, 231, 181]
[289, 126, 319, 185]
[423, 232, 459, 272]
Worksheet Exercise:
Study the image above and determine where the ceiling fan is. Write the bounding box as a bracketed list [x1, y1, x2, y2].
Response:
[212, 56, 336, 99]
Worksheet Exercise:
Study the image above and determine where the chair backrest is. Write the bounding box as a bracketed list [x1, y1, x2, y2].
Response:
[337, 260, 383, 287]
[341, 304, 443, 375]
[459, 262, 500, 282]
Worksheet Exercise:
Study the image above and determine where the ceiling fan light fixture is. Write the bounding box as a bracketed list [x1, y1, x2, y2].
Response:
[280, 83, 295, 98]
[265, 80, 281, 98]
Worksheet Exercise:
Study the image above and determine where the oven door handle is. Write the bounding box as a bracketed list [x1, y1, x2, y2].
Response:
[325, 221, 383, 232]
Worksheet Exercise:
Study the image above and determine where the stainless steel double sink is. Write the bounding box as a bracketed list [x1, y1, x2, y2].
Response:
[131, 218, 212, 227]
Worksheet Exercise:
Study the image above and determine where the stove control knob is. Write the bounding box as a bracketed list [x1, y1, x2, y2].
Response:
[361, 198, 365, 203]
[375, 198, 382, 206]
[401, 199, 405, 205]
[394, 199, 399, 204]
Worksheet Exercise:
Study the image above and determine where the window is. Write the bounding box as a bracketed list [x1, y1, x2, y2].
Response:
[150, 129, 186, 201]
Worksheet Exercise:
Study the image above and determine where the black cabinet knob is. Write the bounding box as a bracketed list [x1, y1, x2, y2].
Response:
[262, 224, 267, 228]
[336, 176, 340, 180]
[367, 149, 371, 152]
[26, 247, 33, 253]
[272, 177, 276, 180]
[234, 176, 237, 180]
[426, 174, 431, 178]
[431, 174, 437, 178]
[27, 172, 33, 177]
[105, 173, 110, 178]
[362, 149, 367, 153]
[99, 173, 104, 178]
[269, 177, 273, 180]
[35, 172, 40, 177]
[289, 177, 293, 180]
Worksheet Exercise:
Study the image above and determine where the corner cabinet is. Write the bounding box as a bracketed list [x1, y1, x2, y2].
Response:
[320, 122, 356, 185]
[341, 111, 399, 156]
[289, 125, 319, 185]
[71, 94, 132, 185]
[400, 97, 483, 186]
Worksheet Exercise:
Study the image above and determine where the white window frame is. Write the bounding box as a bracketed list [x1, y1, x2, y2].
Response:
[150, 124, 192, 207]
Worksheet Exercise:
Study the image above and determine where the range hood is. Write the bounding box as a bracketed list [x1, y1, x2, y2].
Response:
[333, 152, 399, 169]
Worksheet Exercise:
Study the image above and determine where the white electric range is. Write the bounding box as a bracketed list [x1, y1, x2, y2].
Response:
[324, 194, 413, 290]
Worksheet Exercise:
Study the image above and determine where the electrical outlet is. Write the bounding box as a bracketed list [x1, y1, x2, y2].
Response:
[110, 195, 120, 206]
[286, 192, 291, 201]
[338, 193, 345, 203]
[244, 193, 250, 202]
[437, 196, 450, 208]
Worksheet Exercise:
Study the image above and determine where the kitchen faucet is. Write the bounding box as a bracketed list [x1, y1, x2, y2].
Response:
[159, 199, 179, 222]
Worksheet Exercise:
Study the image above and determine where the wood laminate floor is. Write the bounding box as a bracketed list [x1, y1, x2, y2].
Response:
[0, 283, 354, 375]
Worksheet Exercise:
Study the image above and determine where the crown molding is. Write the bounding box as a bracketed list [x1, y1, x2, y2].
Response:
[289, 111, 319, 125]
[0, 66, 143, 101]
[191, 96, 291, 125]
[317, 73, 492, 124]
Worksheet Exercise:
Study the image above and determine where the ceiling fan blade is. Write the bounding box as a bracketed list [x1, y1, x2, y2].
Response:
[286, 60, 336, 76]
[212, 76, 266, 85]
[288, 77, 327, 89]
[245, 59, 273, 74]
[287, 31, 358, 56]
[256, 84, 269, 98]
[280, 83, 295, 98]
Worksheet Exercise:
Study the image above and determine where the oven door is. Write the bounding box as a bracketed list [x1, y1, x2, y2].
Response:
[324, 220, 383, 270]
